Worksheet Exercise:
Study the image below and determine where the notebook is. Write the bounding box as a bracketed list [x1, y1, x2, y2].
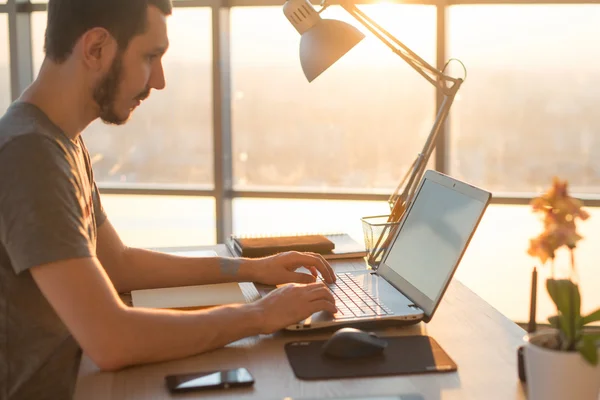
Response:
[130, 249, 244, 310]
[232, 235, 335, 258]
[226, 233, 366, 260]
[131, 283, 246, 310]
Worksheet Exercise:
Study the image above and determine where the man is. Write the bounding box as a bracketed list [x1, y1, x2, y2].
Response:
[0, 1, 337, 399]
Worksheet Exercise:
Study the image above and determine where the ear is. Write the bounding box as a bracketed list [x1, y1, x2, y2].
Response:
[80, 27, 118, 72]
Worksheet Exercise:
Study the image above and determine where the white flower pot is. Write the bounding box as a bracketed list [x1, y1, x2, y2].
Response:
[524, 330, 600, 400]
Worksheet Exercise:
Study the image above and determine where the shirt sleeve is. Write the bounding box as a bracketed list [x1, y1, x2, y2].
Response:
[92, 179, 107, 228]
[80, 137, 107, 229]
[0, 134, 95, 274]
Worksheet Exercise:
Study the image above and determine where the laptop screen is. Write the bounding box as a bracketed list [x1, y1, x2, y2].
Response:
[378, 170, 490, 322]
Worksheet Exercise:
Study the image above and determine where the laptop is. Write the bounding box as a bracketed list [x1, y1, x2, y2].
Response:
[256, 170, 491, 331]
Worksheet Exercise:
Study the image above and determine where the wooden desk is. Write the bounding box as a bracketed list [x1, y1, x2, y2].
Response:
[74, 245, 527, 400]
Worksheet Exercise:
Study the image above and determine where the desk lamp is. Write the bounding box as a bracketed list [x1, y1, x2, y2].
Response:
[283, 0, 466, 224]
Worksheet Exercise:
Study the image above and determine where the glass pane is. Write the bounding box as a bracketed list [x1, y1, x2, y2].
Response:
[31, 13, 45, 70]
[456, 204, 600, 326]
[231, 5, 436, 193]
[233, 198, 390, 244]
[102, 195, 216, 248]
[0, 14, 10, 113]
[32, 9, 213, 187]
[448, 5, 600, 195]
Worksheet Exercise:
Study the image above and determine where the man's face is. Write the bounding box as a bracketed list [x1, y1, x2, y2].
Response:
[93, 6, 169, 125]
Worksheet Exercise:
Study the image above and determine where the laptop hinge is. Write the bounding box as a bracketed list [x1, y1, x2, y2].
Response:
[378, 271, 425, 313]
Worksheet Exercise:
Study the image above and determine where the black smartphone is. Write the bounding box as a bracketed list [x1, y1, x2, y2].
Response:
[165, 367, 255, 393]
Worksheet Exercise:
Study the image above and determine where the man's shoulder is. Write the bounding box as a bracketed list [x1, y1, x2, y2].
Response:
[0, 103, 70, 164]
[0, 132, 69, 163]
[0, 102, 66, 153]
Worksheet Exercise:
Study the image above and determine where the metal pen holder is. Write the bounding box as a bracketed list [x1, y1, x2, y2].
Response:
[361, 215, 401, 268]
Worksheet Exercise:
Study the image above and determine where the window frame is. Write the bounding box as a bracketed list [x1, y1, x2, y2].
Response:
[4, 0, 600, 243]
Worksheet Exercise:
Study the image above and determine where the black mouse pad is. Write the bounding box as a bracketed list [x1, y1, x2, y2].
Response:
[284, 335, 457, 380]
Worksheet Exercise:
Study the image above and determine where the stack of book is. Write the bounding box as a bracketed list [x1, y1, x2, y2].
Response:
[226, 232, 367, 260]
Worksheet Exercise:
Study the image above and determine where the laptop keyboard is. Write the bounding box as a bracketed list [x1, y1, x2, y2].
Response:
[320, 273, 393, 320]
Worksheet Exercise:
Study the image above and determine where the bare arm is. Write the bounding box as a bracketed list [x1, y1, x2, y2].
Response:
[30, 256, 336, 371]
[97, 221, 258, 292]
[97, 220, 335, 293]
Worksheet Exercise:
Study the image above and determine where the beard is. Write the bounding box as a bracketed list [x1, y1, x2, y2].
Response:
[92, 53, 151, 125]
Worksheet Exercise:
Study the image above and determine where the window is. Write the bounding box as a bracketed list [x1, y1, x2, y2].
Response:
[31, 12, 45, 76]
[102, 195, 216, 247]
[448, 5, 600, 195]
[0, 14, 10, 113]
[233, 198, 389, 242]
[32, 8, 214, 187]
[456, 204, 600, 325]
[231, 5, 436, 193]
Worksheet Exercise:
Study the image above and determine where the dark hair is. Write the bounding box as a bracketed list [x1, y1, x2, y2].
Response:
[44, 0, 172, 63]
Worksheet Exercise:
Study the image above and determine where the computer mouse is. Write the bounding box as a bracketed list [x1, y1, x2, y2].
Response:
[321, 327, 388, 359]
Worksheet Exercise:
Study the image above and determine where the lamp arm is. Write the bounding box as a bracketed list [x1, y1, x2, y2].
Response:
[337, 2, 461, 94]
[368, 87, 460, 264]
[318, 1, 465, 221]
[389, 87, 459, 223]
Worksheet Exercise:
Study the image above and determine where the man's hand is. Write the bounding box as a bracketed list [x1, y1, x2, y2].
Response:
[255, 282, 337, 334]
[250, 251, 336, 285]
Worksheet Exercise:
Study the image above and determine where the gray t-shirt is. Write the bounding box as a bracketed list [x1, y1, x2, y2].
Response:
[0, 102, 107, 400]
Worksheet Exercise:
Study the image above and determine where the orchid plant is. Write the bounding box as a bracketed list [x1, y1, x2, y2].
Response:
[527, 177, 600, 365]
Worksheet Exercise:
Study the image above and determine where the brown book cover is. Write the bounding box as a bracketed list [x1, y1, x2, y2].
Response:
[233, 235, 335, 258]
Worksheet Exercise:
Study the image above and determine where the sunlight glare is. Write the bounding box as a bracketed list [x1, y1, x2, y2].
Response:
[320, 4, 435, 67]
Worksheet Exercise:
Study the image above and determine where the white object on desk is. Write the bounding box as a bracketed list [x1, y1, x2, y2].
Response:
[131, 283, 246, 310]
[168, 249, 218, 257]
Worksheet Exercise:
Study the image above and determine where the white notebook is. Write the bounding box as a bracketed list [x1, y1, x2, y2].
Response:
[166, 249, 218, 258]
[131, 249, 244, 310]
[131, 283, 246, 310]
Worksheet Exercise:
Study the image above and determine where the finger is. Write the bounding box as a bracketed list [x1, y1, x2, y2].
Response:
[307, 266, 318, 278]
[304, 281, 329, 289]
[315, 253, 336, 283]
[300, 253, 335, 284]
[268, 282, 294, 295]
[309, 299, 338, 314]
[288, 272, 317, 284]
[306, 285, 336, 303]
[280, 253, 314, 273]
[282, 253, 335, 283]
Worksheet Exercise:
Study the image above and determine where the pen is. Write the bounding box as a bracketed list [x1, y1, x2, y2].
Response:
[527, 266, 538, 333]
[519, 267, 536, 383]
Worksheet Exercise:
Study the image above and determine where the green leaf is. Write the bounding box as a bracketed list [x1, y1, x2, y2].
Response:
[548, 315, 561, 329]
[546, 279, 581, 341]
[582, 308, 600, 326]
[577, 335, 599, 366]
[584, 333, 600, 344]
[547, 279, 581, 316]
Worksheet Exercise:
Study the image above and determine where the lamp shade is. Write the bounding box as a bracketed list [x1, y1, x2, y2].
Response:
[283, 0, 365, 82]
[300, 19, 365, 82]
